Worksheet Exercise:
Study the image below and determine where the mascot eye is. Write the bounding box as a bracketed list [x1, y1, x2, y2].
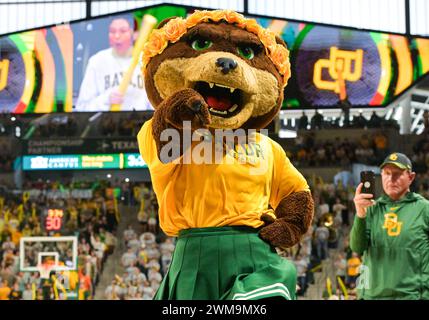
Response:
[237, 46, 254, 59]
[191, 39, 213, 51]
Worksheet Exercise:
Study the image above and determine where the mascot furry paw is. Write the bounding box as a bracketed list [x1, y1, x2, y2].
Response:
[137, 10, 314, 300]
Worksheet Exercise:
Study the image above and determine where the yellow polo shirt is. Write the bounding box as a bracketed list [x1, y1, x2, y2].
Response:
[137, 119, 309, 236]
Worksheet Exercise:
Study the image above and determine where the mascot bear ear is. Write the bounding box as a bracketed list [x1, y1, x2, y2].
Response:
[275, 35, 287, 48]
[156, 17, 176, 29]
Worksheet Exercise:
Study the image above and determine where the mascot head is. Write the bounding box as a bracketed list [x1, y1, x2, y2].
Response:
[142, 10, 291, 129]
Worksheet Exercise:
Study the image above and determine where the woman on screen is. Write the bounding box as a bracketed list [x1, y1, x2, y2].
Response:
[75, 17, 152, 112]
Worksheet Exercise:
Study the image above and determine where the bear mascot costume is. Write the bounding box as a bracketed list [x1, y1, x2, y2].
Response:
[137, 9, 314, 300]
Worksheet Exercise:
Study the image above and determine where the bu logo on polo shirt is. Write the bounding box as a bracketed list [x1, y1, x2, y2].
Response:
[382, 211, 402, 236]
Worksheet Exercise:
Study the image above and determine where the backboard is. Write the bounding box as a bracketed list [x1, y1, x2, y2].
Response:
[19, 236, 78, 274]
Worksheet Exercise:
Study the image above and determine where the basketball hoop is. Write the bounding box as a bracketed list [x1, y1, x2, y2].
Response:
[38, 263, 54, 279]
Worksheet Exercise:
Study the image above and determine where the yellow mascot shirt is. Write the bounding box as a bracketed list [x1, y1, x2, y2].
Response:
[137, 119, 309, 236]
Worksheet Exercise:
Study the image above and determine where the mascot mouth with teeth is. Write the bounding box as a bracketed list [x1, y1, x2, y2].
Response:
[138, 9, 314, 300]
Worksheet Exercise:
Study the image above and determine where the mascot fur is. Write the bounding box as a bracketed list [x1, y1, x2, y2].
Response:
[137, 10, 314, 300]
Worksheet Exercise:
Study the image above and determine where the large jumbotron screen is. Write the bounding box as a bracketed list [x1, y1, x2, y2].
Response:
[0, 4, 428, 113]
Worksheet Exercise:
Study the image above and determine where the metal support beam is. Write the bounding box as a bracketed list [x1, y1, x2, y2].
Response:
[86, 0, 91, 19]
[399, 94, 412, 134]
[243, 0, 248, 15]
[405, 0, 411, 35]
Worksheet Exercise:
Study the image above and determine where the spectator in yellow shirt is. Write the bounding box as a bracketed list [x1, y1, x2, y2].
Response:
[11, 228, 22, 246]
[0, 280, 11, 300]
[347, 252, 362, 287]
[0, 212, 5, 234]
[21, 224, 33, 237]
[7, 214, 20, 231]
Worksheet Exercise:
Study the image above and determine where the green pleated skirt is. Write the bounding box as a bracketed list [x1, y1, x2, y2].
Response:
[154, 226, 297, 300]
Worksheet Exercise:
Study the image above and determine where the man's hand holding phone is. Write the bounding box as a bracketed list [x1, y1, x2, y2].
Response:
[354, 171, 376, 219]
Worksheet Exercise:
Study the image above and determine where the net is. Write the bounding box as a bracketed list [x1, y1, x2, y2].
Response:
[38, 263, 54, 279]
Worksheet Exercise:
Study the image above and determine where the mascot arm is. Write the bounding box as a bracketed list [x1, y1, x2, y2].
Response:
[152, 88, 211, 162]
[260, 191, 314, 248]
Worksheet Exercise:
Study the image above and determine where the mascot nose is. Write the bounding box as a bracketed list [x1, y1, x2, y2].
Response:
[216, 57, 238, 74]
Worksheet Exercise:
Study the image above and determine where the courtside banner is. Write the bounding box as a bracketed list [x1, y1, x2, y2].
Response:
[22, 153, 146, 170]
[22, 138, 140, 155]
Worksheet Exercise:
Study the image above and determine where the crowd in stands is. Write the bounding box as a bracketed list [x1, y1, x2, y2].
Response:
[2, 169, 428, 300]
[297, 110, 400, 131]
[104, 230, 174, 300]
[32, 115, 78, 138]
[0, 180, 136, 300]
[0, 153, 14, 173]
[100, 112, 152, 137]
[410, 127, 429, 200]
[2, 107, 429, 300]
[278, 175, 360, 299]
[0, 113, 19, 137]
[104, 186, 173, 300]
[2, 166, 429, 300]
[412, 121, 429, 174]
[290, 131, 389, 167]
[2, 111, 152, 140]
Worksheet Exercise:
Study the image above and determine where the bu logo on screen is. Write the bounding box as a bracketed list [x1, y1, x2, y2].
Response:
[382, 212, 402, 237]
[313, 47, 363, 93]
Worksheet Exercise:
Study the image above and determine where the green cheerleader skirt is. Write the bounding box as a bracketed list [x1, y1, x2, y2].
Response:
[154, 226, 297, 300]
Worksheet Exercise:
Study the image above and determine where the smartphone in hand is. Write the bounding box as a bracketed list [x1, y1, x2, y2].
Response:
[360, 171, 375, 196]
